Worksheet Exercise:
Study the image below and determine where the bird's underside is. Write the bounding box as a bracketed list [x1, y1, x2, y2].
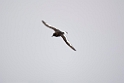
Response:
[42, 20, 76, 51]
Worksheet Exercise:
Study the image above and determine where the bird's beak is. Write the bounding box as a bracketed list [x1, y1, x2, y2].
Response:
[66, 31, 68, 34]
[51, 35, 53, 37]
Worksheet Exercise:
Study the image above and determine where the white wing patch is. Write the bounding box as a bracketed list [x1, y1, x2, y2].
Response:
[61, 34, 76, 51]
[42, 20, 60, 31]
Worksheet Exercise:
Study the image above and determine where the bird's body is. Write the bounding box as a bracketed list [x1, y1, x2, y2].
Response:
[53, 31, 64, 37]
[42, 20, 76, 51]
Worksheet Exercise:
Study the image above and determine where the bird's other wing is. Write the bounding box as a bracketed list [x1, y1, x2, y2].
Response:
[61, 35, 76, 51]
[42, 20, 59, 31]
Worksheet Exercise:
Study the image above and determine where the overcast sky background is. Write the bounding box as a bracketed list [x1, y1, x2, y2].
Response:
[0, 0, 124, 83]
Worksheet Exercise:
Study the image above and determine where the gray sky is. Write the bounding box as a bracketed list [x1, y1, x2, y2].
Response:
[0, 0, 124, 83]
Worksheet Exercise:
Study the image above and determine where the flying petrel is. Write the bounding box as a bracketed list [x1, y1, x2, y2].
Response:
[42, 20, 76, 51]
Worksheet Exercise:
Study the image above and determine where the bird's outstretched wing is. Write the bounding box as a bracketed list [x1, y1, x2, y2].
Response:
[42, 20, 59, 31]
[61, 35, 76, 51]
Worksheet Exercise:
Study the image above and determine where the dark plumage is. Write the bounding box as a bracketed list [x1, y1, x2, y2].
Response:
[42, 20, 76, 51]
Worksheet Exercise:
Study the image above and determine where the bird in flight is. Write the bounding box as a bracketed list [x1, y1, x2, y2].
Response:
[42, 20, 76, 51]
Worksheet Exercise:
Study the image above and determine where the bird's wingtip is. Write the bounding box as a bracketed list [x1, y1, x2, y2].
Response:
[42, 20, 45, 24]
[73, 49, 76, 51]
